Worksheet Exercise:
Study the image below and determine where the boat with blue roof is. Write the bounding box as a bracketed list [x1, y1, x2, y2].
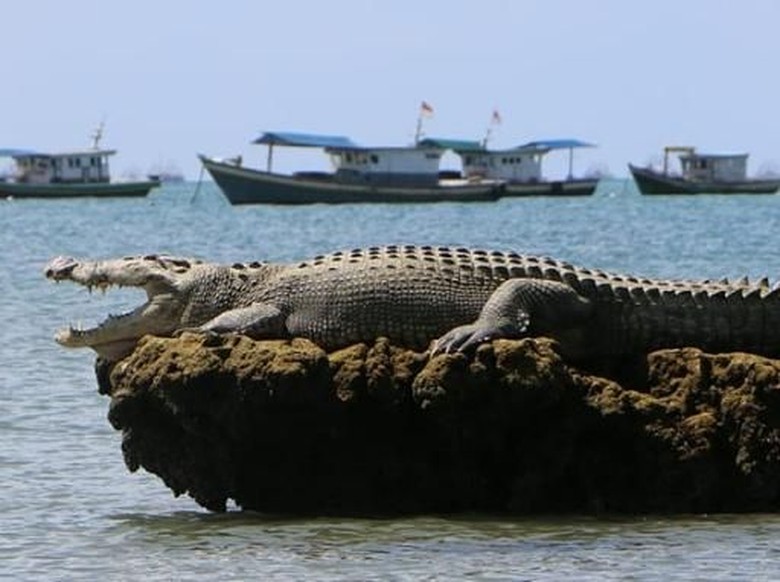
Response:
[629, 146, 780, 195]
[200, 130, 599, 205]
[0, 124, 160, 200]
[199, 131, 504, 205]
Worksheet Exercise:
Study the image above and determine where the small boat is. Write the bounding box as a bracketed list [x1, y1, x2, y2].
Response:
[0, 125, 160, 200]
[629, 146, 780, 195]
[199, 131, 502, 205]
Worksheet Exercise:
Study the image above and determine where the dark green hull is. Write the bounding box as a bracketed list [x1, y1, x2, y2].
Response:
[201, 155, 597, 205]
[200, 155, 501, 204]
[0, 180, 160, 199]
[503, 178, 598, 197]
[629, 164, 780, 195]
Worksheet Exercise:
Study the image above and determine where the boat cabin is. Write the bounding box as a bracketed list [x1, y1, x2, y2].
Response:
[253, 131, 447, 187]
[677, 151, 749, 182]
[457, 146, 544, 182]
[9, 149, 115, 184]
[426, 138, 593, 183]
[326, 146, 445, 186]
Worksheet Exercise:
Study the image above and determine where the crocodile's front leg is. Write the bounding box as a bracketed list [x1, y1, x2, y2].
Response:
[195, 302, 289, 339]
[431, 278, 592, 354]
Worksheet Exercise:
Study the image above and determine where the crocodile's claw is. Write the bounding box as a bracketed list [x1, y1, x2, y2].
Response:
[431, 323, 507, 356]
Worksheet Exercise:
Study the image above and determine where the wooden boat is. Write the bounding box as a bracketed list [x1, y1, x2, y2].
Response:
[199, 154, 500, 204]
[0, 126, 159, 200]
[629, 146, 780, 195]
[199, 131, 501, 205]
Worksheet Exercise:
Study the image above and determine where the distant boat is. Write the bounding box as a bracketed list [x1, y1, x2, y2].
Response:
[629, 146, 780, 195]
[147, 161, 185, 183]
[199, 131, 502, 205]
[0, 125, 159, 199]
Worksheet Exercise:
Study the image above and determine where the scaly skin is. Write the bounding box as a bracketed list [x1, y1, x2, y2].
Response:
[44, 245, 780, 362]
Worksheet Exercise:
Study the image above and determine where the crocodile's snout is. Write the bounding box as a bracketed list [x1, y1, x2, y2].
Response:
[45, 256, 78, 279]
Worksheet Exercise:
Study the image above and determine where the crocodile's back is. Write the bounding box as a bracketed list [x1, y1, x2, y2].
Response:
[260, 245, 548, 349]
[234, 244, 780, 357]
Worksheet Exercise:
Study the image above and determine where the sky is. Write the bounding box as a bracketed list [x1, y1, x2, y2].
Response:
[4, 0, 780, 180]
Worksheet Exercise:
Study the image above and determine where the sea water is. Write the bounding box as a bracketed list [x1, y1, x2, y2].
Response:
[2, 180, 780, 580]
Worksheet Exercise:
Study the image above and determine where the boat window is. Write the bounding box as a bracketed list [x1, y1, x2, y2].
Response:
[464, 156, 472, 165]
[346, 153, 353, 163]
[370, 154, 378, 164]
[425, 153, 439, 160]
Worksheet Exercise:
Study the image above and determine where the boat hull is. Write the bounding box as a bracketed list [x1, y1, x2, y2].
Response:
[201, 156, 597, 204]
[629, 165, 780, 195]
[503, 178, 598, 197]
[0, 180, 160, 199]
[200, 156, 501, 204]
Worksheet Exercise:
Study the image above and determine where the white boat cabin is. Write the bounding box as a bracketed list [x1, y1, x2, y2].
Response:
[326, 146, 444, 186]
[11, 149, 115, 184]
[678, 151, 749, 182]
[431, 138, 593, 183]
[458, 147, 544, 182]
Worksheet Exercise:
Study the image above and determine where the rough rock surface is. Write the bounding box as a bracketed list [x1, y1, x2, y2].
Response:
[96, 333, 780, 514]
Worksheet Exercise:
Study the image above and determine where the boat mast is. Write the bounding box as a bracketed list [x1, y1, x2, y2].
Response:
[482, 109, 501, 148]
[91, 121, 104, 150]
[414, 101, 434, 145]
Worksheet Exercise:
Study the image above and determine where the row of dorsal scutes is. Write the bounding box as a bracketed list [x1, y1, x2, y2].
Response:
[543, 261, 779, 303]
[293, 245, 779, 299]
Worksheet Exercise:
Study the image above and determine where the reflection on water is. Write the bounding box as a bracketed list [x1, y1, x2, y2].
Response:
[95, 513, 780, 580]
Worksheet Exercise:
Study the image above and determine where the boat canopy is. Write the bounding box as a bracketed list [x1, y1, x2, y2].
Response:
[0, 148, 117, 159]
[418, 138, 484, 152]
[517, 139, 595, 151]
[253, 131, 359, 149]
[0, 148, 40, 158]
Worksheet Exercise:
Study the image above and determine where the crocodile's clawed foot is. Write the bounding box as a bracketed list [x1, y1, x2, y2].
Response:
[431, 323, 508, 356]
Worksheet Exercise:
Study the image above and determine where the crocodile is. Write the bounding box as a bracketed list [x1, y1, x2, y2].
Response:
[44, 245, 780, 362]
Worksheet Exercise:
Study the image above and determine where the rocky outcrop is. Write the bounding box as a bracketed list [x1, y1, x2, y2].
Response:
[96, 333, 780, 514]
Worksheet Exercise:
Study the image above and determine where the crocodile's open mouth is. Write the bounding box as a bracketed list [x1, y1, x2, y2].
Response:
[49, 280, 179, 361]
[44, 254, 195, 360]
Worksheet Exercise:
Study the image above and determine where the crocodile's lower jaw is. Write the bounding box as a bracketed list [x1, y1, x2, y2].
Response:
[55, 328, 140, 361]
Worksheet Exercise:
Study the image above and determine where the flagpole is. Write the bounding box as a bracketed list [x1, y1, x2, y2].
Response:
[482, 126, 493, 148]
[415, 101, 434, 145]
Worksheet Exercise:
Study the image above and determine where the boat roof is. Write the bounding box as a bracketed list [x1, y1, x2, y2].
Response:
[253, 131, 359, 149]
[516, 139, 595, 151]
[0, 148, 39, 158]
[418, 137, 485, 151]
[679, 152, 748, 160]
[0, 148, 116, 158]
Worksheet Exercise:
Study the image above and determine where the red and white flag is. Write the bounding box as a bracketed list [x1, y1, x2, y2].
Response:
[420, 101, 434, 117]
